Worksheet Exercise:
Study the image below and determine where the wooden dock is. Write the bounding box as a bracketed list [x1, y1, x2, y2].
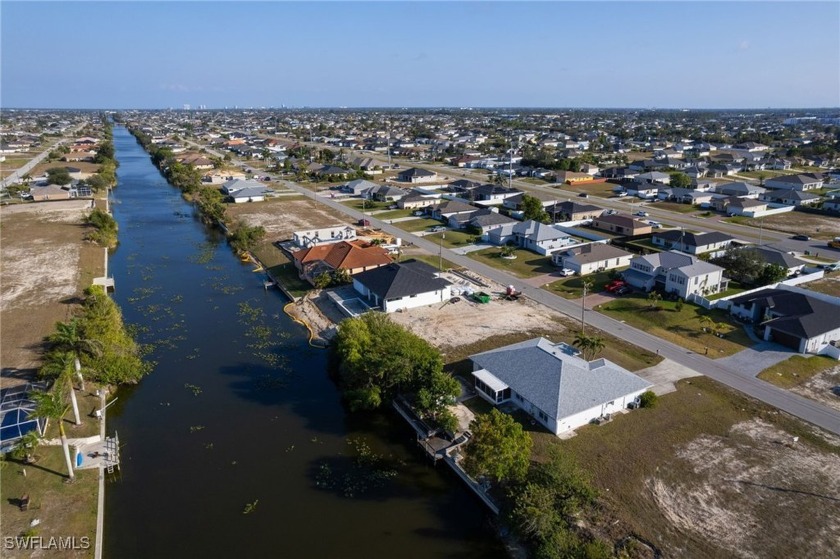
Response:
[392, 397, 500, 515]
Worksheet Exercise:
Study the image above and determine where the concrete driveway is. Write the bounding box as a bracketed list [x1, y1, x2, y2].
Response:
[716, 341, 796, 378]
[633, 358, 702, 395]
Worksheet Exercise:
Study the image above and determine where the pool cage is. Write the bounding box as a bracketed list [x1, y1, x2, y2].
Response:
[0, 382, 49, 453]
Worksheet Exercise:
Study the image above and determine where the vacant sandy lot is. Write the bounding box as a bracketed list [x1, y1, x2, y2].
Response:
[1, 200, 101, 386]
[226, 198, 349, 241]
[649, 418, 840, 559]
[791, 363, 840, 413]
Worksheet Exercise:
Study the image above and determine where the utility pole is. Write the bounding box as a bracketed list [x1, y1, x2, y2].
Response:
[439, 233, 445, 272]
[387, 119, 392, 169]
[581, 279, 593, 334]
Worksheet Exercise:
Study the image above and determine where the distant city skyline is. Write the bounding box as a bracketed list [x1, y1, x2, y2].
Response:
[2, 1, 839, 110]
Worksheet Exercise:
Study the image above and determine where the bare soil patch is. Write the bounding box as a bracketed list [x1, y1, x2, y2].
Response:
[649, 418, 840, 559]
[0, 200, 102, 387]
[790, 363, 840, 412]
[225, 198, 349, 241]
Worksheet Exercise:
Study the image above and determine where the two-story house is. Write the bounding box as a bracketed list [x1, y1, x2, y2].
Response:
[622, 250, 727, 299]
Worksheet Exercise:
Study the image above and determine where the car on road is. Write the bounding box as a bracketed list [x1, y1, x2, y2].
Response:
[818, 263, 840, 272]
[616, 191, 628, 197]
[791, 234, 811, 241]
[578, 192, 590, 198]
[648, 221, 661, 228]
[606, 209, 618, 215]
[634, 211, 649, 217]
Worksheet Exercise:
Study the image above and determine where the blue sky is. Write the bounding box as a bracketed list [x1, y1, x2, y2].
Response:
[2, 1, 838, 109]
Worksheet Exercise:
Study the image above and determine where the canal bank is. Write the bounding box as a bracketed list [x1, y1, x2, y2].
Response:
[104, 125, 507, 558]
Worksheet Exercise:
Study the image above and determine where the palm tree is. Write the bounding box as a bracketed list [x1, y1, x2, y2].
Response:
[40, 351, 81, 426]
[30, 390, 75, 481]
[699, 315, 714, 333]
[48, 318, 101, 391]
[573, 333, 605, 361]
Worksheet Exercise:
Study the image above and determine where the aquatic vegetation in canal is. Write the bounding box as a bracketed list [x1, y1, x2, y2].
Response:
[242, 500, 259, 514]
[184, 383, 202, 396]
[189, 425, 205, 433]
[314, 438, 398, 498]
[189, 241, 216, 265]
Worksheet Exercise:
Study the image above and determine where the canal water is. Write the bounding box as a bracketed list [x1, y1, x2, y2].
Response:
[103, 126, 506, 558]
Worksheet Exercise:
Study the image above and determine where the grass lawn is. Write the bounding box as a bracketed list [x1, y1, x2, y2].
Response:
[522, 177, 550, 185]
[404, 252, 459, 272]
[654, 201, 701, 214]
[394, 217, 444, 232]
[425, 230, 479, 248]
[373, 208, 415, 220]
[707, 282, 747, 300]
[757, 355, 840, 388]
[598, 293, 753, 357]
[467, 247, 555, 278]
[528, 375, 840, 558]
[341, 199, 390, 212]
[726, 211, 839, 240]
[544, 269, 623, 299]
[250, 241, 311, 300]
[624, 239, 663, 253]
[738, 170, 792, 180]
[554, 181, 617, 198]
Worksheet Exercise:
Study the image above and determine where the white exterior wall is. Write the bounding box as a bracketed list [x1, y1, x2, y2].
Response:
[382, 287, 451, 313]
[510, 388, 648, 435]
[803, 327, 840, 354]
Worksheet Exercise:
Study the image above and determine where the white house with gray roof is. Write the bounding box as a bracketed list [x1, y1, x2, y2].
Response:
[470, 338, 652, 435]
[486, 220, 574, 255]
[623, 250, 727, 298]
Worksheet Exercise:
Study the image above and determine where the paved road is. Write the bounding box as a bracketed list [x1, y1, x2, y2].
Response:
[183, 136, 840, 436]
[271, 177, 840, 436]
[1, 128, 82, 189]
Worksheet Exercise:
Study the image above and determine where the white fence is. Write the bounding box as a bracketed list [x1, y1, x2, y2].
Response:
[688, 270, 827, 310]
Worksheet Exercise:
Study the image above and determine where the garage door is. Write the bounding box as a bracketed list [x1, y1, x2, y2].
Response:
[768, 328, 801, 351]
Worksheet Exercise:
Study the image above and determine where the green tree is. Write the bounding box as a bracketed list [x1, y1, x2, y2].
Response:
[639, 390, 658, 408]
[228, 221, 266, 254]
[669, 172, 691, 188]
[463, 409, 531, 485]
[711, 247, 766, 285]
[47, 318, 102, 391]
[313, 272, 332, 289]
[46, 167, 72, 186]
[756, 263, 788, 286]
[647, 291, 662, 309]
[415, 370, 460, 426]
[521, 194, 550, 222]
[572, 333, 605, 361]
[39, 351, 81, 426]
[30, 390, 75, 481]
[85, 207, 118, 248]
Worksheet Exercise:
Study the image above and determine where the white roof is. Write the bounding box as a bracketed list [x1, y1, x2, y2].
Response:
[472, 368, 510, 393]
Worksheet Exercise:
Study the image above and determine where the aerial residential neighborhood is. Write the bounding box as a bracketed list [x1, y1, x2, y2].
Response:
[1, 2, 839, 559]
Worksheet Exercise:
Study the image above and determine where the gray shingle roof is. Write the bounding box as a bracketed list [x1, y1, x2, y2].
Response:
[471, 338, 651, 420]
[353, 259, 450, 301]
[730, 288, 840, 339]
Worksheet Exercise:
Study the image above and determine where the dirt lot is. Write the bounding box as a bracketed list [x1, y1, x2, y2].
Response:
[649, 418, 840, 558]
[737, 211, 840, 240]
[1, 200, 102, 387]
[790, 363, 840, 413]
[225, 197, 350, 241]
[804, 273, 840, 297]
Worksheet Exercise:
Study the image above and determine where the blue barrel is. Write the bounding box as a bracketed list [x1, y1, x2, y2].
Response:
[76, 451, 83, 467]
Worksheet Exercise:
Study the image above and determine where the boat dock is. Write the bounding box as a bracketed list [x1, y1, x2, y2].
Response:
[392, 397, 499, 515]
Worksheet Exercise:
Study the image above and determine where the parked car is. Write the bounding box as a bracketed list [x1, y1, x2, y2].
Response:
[791, 234, 811, 241]
[615, 285, 632, 295]
[818, 263, 839, 272]
[605, 209, 618, 215]
[616, 192, 628, 197]
[558, 268, 575, 277]
[605, 279, 627, 293]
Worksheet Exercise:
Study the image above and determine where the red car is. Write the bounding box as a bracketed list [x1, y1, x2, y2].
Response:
[605, 280, 627, 293]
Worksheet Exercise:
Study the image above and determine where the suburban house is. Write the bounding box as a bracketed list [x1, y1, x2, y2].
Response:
[342, 178, 379, 196]
[464, 209, 517, 234]
[623, 250, 727, 298]
[729, 288, 840, 353]
[824, 198, 840, 213]
[624, 183, 661, 199]
[711, 196, 769, 216]
[552, 170, 596, 184]
[552, 243, 633, 275]
[365, 184, 408, 202]
[431, 199, 478, 221]
[472, 184, 522, 205]
[397, 190, 440, 210]
[502, 191, 559, 212]
[764, 174, 824, 191]
[591, 214, 652, 236]
[293, 225, 357, 248]
[545, 201, 604, 222]
[470, 338, 652, 435]
[714, 182, 766, 198]
[352, 259, 452, 313]
[397, 167, 438, 184]
[749, 247, 808, 276]
[222, 178, 268, 203]
[29, 184, 71, 201]
[634, 171, 671, 185]
[759, 189, 821, 207]
[291, 240, 393, 284]
[651, 230, 736, 256]
[486, 220, 574, 255]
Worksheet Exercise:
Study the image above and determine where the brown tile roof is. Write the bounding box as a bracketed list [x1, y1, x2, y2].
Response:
[292, 240, 392, 271]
